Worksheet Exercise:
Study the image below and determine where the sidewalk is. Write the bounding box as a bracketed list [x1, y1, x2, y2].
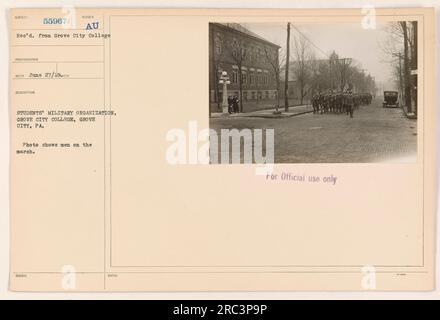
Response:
[401, 105, 417, 120]
[210, 104, 313, 119]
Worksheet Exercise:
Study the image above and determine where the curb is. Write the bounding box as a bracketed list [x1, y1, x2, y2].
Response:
[210, 109, 314, 119]
[245, 110, 314, 119]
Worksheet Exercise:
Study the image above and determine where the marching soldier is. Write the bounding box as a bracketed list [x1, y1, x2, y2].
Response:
[346, 90, 354, 118]
[353, 93, 360, 110]
[313, 92, 318, 113]
[337, 91, 343, 113]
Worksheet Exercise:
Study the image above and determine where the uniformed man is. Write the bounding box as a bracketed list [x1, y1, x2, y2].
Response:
[339, 91, 344, 113]
[346, 90, 354, 118]
[313, 93, 317, 113]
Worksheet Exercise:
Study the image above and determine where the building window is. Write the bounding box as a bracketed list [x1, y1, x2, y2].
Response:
[241, 71, 247, 84]
[232, 70, 238, 84]
[263, 73, 268, 85]
[249, 72, 255, 85]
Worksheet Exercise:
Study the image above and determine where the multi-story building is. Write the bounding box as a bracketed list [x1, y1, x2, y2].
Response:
[209, 23, 280, 112]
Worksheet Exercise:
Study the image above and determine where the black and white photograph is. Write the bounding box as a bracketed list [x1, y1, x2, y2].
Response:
[209, 21, 419, 163]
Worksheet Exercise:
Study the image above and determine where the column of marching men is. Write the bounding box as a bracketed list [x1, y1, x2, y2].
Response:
[311, 91, 373, 118]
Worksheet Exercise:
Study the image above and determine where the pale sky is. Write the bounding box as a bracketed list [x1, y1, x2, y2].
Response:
[245, 22, 396, 89]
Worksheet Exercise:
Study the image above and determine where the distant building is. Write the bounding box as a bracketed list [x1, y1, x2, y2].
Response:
[209, 23, 280, 112]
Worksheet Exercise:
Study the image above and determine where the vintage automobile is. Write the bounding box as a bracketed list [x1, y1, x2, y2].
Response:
[383, 91, 399, 108]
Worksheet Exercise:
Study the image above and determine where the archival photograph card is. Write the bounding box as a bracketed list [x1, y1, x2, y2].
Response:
[9, 7, 436, 291]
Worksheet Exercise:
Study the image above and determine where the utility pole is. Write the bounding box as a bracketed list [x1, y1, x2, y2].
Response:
[284, 22, 290, 112]
[411, 21, 418, 116]
[398, 53, 404, 105]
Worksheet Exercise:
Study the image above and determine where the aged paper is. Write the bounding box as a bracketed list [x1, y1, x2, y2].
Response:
[9, 7, 435, 291]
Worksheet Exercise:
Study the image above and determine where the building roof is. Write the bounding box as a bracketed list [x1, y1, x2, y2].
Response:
[213, 23, 280, 48]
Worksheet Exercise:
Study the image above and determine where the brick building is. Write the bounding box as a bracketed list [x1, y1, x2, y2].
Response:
[209, 23, 280, 112]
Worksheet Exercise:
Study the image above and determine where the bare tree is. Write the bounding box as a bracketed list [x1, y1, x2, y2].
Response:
[337, 58, 352, 91]
[284, 22, 291, 111]
[210, 30, 225, 112]
[291, 34, 313, 105]
[229, 37, 248, 113]
[309, 58, 330, 94]
[264, 46, 284, 113]
[380, 21, 416, 112]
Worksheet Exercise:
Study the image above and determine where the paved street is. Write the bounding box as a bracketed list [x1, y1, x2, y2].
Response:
[209, 99, 417, 163]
